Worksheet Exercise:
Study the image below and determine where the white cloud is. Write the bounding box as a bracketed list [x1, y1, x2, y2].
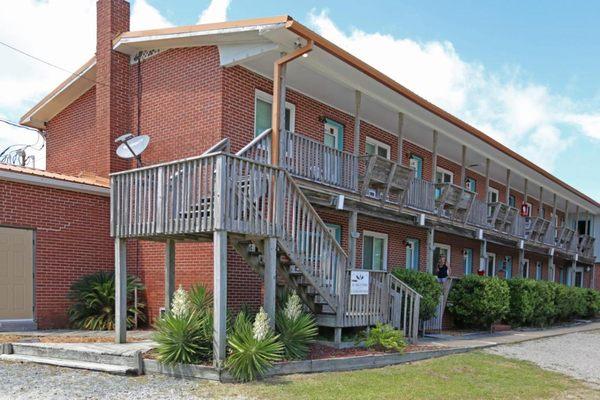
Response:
[197, 0, 231, 24]
[308, 10, 600, 172]
[131, 0, 174, 31]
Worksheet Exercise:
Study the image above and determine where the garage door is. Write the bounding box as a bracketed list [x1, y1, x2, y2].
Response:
[0, 227, 34, 320]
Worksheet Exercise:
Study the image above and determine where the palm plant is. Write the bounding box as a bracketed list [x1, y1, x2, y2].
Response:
[275, 292, 318, 360]
[153, 311, 212, 364]
[67, 271, 145, 330]
[226, 310, 283, 381]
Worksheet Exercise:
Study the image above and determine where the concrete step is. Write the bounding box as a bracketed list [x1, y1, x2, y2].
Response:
[0, 354, 136, 375]
[10, 343, 137, 367]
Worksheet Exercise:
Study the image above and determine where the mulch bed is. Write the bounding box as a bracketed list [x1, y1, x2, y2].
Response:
[307, 342, 444, 360]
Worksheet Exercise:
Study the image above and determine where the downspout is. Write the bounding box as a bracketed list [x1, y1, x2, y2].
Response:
[271, 39, 313, 166]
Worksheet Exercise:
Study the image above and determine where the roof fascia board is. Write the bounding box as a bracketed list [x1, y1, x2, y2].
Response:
[0, 170, 110, 196]
[20, 59, 96, 128]
[285, 20, 599, 209]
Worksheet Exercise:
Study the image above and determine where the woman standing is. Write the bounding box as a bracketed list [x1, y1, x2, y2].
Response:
[436, 256, 450, 283]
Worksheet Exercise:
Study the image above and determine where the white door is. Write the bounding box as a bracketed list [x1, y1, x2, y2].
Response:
[0, 227, 34, 320]
[323, 121, 341, 185]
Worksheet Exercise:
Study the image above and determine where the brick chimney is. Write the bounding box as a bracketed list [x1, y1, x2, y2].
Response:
[96, 0, 131, 176]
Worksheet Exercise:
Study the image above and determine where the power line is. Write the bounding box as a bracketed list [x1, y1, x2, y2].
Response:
[0, 40, 110, 88]
[0, 118, 41, 133]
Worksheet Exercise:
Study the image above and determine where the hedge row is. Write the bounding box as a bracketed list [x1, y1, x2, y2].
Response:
[448, 275, 600, 329]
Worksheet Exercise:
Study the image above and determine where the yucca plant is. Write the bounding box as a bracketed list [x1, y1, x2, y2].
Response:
[275, 292, 318, 360]
[226, 309, 283, 382]
[67, 271, 145, 330]
[360, 323, 406, 353]
[153, 311, 212, 364]
[189, 284, 213, 315]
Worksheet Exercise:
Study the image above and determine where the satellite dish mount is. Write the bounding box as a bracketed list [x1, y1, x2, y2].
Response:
[115, 133, 150, 167]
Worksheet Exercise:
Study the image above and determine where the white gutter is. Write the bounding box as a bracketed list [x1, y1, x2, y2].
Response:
[0, 169, 109, 197]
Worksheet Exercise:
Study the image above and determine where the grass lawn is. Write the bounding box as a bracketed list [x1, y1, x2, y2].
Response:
[200, 352, 599, 400]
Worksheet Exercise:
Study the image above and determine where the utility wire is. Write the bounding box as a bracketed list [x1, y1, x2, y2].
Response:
[0, 40, 110, 88]
[0, 118, 42, 133]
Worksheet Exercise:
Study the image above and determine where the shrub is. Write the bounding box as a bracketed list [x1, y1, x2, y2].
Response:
[583, 289, 600, 318]
[68, 271, 145, 330]
[275, 292, 318, 360]
[392, 268, 442, 321]
[153, 311, 212, 364]
[448, 275, 509, 329]
[360, 323, 406, 353]
[153, 285, 213, 365]
[226, 308, 284, 382]
[506, 279, 555, 327]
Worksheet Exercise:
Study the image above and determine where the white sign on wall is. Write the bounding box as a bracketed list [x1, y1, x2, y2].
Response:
[350, 270, 370, 295]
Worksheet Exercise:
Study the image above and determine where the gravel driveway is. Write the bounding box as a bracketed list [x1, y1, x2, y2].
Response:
[0, 361, 242, 400]
[487, 330, 600, 386]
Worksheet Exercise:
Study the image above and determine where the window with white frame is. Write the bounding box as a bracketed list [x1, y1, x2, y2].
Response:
[362, 231, 388, 271]
[254, 90, 295, 136]
[522, 258, 530, 279]
[433, 243, 451, 268]
[435, 167, 454, 185]
[487, 187, 500, 204]
[486, 252, 496, 277]
[525, 202, 533, 217]
[365, 137, 391, 159]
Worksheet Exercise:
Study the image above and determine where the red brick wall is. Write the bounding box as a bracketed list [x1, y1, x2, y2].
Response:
[46, 87, 98, 176]
[434, 231, 481, 277]
[0, 180, 111, 328]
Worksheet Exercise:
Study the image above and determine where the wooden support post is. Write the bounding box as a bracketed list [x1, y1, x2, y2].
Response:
[548, 254, 555, 282]
[565, 199, 570, 228]
[334, 328, 342, 344]
[518, 247, 525, 278]
[505, 169, 511, 206]
[480, 239, 487, 273]
[523, 179, 529, 212]
[213, 230, 227, 368]
[354, 91, 361, 156]
[165, 239, 176, 311]
[431, 131, 438, 182]
[569, 259, 577, 286]
[263, 237, 277, 327]
[398, 112, 405, 165]
[348, 210, 358, 269]
[575, 205, 580, 233]
[460, 145, 467, 187]
[426, 227, 435, 274]
[552, 193, 557, 221]
[538, 186, 544, 217]
[115, 238, 127, 344]
[484, 158, 490, 203]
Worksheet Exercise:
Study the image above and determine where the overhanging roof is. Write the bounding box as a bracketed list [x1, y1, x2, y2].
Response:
[18, 15, 600, 211]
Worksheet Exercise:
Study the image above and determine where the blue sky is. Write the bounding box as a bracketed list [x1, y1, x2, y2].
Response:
[0, 0, 598, 200]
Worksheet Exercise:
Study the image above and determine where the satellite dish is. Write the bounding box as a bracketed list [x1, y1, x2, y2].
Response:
[116, 133, 150, 167]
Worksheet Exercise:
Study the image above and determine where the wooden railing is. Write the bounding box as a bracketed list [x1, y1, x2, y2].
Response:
[555, 226, 576, 252]
[236, 129, 272, 164]
[341, 270, 388, 327]
[467, 198, 489, 227]
[388, 274, 421, 342]
[278, 170, 349, 306]
[281, 130, 359, 191]
[578, 235, 595, 259]
[111, 154, 218, 238]
[405, 178, 436, 212]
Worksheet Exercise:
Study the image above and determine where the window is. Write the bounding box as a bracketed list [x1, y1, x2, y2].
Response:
[487, 187, 499, 204]
[409, 154, 423, 179]
[487, 188, 500, 216]
[508, 194, 516, 208]
[535, 261, 543, 280]
[365, 137, 391, 159]
[435, 167, 454, 185]
[463, 248, 473, 275]
[486, 253, 496, 276]
[522, 259, 530, 279]
[465, 177, 476, 193]
[435, 167, 454, 198]
[254, 90, 295, 136]
[577, 220, 591, 235]
[362, 231, 388, 271]
[405, 238, 420, 270]
[434, 243, 451, 268]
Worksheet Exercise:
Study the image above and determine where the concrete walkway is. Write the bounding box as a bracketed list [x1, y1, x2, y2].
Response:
[421, 320, 600, 349]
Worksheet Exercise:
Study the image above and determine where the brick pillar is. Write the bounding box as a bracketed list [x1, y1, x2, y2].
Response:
[96, 0, 131, 177]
